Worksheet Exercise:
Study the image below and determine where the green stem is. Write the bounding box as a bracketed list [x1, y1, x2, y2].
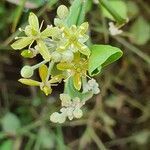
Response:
[98, 0, 126, 25]
[12, 0, 27, 32]
[114, 37, 150, 64]
[46, 61, 55, 81]
[31, 60, 48, 70]
[88, 128, 107, 150]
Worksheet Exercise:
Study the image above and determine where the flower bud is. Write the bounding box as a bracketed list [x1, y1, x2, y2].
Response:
[51, 51, 62, 62]
[73, 108, 83, 119]
[21, 65, 34, 78]
[57, 5, 69, 19]
[21, 50, 34, 58]
[62, 51, 74, 62]
[42, 86, 52, 96]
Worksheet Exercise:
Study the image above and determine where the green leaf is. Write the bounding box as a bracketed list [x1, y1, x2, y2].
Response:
[0, 140, 13, 150]
[129, 16, 150, 45]
[77, 0, 89, 25]
[126, 1, 139, 19]
[100, 0, 127, 24]
[65, 0, 82, 26]
[64, 77, 93, 101]
[88, 44, 123, 76]
[1, 112, 21, 134]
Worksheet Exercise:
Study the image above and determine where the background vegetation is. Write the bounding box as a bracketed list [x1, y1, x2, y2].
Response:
[0, 0, 150, 149]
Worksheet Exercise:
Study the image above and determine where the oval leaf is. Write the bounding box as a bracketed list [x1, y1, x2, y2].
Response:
[1, 112, 21, 134]
[129, 16, 150, 45]
[88, 44, 123, 76]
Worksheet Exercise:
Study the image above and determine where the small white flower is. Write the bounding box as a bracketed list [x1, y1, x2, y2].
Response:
[50, 94, 85, 123]
[61, 50, 74, 62]
[83, 79, 100, 94]
[109, 22, 123, 36]
[50, 112, 66, 123]
[60, 94, 72, 107]
[73, 108, 83, 118]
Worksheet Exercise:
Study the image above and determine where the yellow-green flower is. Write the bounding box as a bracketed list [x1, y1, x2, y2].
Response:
[57, 53, 88, 90]
[57, 22, 91, 56]
[11, 12, 59, 61]
[19, 64, 64, 95]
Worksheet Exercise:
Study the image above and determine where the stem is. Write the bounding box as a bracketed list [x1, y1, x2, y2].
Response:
[46, 61, 55, 81]
[31, 60, 48, 70]
[88, 127, 107, 150]
[114, 36, 150, 64]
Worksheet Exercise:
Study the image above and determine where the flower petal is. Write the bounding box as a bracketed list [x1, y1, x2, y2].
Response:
[78, 22, 89, 34]
[18, 78, 40, 86]
[73, 73, 82, 90]
[37, 40, 51, 61]
[28, 12, 39, 31]
[76, 42, 91, 56]
[57, 62, 73, 71]
[41, 26, 60, 38]
[49, 74, 64, 83]
[11, 37, 33, 50]
[25, 25, 32, 36]
[39, 64, 48, 82]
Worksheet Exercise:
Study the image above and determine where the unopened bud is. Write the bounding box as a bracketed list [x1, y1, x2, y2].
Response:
[62, 51, 74, 62]
[51, 51, 61, 62]
[57, 5, 69, 19]
[21, 65, 34, 78]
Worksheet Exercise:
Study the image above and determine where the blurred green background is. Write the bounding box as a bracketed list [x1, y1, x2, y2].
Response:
[0, 0, 150, 149]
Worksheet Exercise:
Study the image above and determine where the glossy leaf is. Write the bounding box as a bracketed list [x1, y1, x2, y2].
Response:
[88, 44, 123, 76]
[11, 37, 33, 50]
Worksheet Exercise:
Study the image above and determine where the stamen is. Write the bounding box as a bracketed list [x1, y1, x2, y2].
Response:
[39, 20, 44, 31]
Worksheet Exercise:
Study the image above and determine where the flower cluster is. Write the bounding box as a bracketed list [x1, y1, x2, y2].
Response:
[83, 79, 100, 94]
[108, 22, 123, 36]
[50, 94, 85, 123]
[11, 5, 100, 123]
